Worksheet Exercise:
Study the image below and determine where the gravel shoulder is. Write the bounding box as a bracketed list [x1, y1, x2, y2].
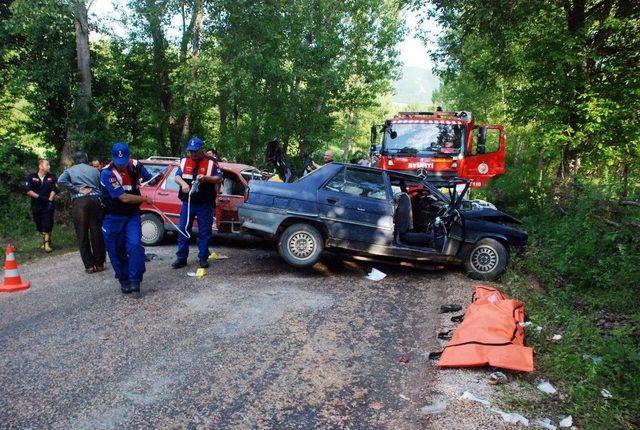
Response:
[1, 241, 525, 429]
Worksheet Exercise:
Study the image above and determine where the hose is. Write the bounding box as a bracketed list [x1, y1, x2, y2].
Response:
[150, 178, 200, 239]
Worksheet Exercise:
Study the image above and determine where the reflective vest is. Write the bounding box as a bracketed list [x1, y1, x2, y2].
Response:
[178, 156, 218, 204]
[100, 160, 143, 216]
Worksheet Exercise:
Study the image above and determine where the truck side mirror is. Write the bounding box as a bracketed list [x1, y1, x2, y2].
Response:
[477, 126, 487, 154]
[370, 125, 377, 144]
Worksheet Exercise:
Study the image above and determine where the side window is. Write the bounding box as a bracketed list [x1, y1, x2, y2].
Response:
[163, 167, 180, 192]
[324, 168, 387, 200]
[220, 172, 245, 196]
[473, 127, 501, 155]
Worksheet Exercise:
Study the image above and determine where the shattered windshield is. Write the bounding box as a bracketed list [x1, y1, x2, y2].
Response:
[383, 123, 465, 156]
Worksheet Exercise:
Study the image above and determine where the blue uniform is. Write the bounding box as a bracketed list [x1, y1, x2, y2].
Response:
[175, 156, 222, 261]
[100, 160, 153, 286]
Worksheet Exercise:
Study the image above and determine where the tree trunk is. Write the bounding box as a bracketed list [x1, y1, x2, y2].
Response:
[181, 0, 204, 142]
[62, 0, 92, 167]
[342, 109, 355, 160]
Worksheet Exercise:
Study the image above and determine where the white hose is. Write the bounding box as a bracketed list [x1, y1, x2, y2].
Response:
[150, 179, 199, 239]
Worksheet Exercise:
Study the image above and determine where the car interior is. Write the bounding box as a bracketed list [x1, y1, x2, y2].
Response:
[390, 175, 450, 252]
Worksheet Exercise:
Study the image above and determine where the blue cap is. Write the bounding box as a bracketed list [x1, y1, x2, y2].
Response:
[186, 137, 203, 151]
[112, 142, 130, 166]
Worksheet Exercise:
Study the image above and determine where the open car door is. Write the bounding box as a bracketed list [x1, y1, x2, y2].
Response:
[460, 125, 506, 188]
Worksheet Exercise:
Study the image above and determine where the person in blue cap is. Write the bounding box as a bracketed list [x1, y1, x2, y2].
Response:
[172, 137, 223, 269]
[100, 142, 158, 295]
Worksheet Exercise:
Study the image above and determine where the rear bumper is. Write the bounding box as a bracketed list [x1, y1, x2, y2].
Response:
[238, 204, 288, 236]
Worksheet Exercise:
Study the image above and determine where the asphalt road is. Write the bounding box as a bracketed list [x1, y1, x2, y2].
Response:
[0, 240, 476, 429]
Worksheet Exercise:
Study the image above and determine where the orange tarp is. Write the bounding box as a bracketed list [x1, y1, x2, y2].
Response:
[438, 285, 534, 372]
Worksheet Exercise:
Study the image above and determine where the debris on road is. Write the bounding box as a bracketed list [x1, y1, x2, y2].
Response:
[440, 304, 462, 313]
[490, 407, 529, 425]
[419, 399, 448, 415]
[187, 268, 207, 278]
[537, 381, 557, 394]
[559, 415, 573, 427]
[398, 355, 410, 364]
[256, 252, 271, 260]
[488, 371, 507, 385]
[460, 391, 490, 406]
[368, 401, 384, 410]
[531, 417, 557, 429]
[399, 394, 410, 401]
[144, 253, 162, 261]
[520, 321, 543, 333]
[601, 389, 613, 398]
[547, 334, 562, 342]
[208, 252, 229, 261]
[365, 267, 386, 281]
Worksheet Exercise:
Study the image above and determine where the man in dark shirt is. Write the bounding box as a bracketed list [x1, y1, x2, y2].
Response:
[172, 137, 223, 269]
[59, 151, 106, 273]
[25, 159, 58, 252]
[100, 142, 156, 295]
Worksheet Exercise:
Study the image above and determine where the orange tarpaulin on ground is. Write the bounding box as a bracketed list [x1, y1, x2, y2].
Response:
[438, 285, 534, 372]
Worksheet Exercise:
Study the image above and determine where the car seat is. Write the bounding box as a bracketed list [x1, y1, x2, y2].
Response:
[394, 192, 432, 247]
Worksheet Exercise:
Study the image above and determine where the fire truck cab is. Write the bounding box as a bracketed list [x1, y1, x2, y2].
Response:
[371, 111, 505, 188]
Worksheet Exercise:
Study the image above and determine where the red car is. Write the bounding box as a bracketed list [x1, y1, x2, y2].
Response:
[138, 157, 263, 246]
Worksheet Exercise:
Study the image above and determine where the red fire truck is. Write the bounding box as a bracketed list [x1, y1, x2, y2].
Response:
[370, 110, 506, 188]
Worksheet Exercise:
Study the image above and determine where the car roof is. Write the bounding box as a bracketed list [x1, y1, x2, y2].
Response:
[140, 158, 256, 174]
[329, 162, 424, 182]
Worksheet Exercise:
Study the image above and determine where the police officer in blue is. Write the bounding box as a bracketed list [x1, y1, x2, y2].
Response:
[172, 137, 223, 269]
[100, 142, 157, 295]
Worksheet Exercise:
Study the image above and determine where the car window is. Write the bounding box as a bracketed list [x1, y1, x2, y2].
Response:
[143, 163, 169, 178]
[324, 168, 387, 200]
[163, 167, 180, 192]
[220, 172, 245, 196]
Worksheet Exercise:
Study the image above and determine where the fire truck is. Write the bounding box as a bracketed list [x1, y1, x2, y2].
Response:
[370, 110, 506, 188]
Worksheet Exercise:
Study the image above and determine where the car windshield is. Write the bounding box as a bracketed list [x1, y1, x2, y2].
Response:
[383, 123, 465, 156]
[142, 163, 169, 179]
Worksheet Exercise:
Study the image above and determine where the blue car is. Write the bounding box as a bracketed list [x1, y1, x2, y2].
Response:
[239, 163, 527, 280]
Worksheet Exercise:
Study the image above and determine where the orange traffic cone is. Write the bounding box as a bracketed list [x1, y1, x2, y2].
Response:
[0, 245, 30, 292]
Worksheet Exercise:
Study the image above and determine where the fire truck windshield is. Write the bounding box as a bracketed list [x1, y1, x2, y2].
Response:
[383, 123, 465, 156]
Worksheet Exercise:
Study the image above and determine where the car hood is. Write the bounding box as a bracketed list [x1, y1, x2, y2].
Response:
[462, 208, 522, 225]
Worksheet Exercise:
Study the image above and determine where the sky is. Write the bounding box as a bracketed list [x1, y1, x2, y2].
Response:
[91, 1, 438, 72]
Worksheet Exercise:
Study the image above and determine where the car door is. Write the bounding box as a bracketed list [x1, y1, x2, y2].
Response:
[317, 166, 394, 245]
[215, 169, 246, 233]
[155, 166, 183, 227]
[460, 125, 506, 188]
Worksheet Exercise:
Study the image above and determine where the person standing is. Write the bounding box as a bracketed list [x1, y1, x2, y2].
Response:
[100, 142, 156, 295]
[25, 159, 58, 252]
[58, 151, 106, 273]
[172, 137, 223, 269]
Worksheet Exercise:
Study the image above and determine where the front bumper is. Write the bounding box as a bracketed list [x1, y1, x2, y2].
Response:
[238, 204, 289, 237]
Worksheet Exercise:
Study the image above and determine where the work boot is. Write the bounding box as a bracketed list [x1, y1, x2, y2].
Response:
[120, 281, 132, 294]
[199, 259, 210, 269]
[129, 282, 141, 293]
[171, 259, 187, 269]
[40, 232, 46, 250]
[43, 233, 53, 253]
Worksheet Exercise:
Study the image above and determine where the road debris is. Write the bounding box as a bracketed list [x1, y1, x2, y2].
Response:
[601, 389, 613, 398]
[419, 399, 448, 415]
[520, 321, 543, 333]
[187, 268, 207, 278]
[144, 253, 162, 261]
[531, 417, 557, 429]
[365, 267, 386, 281]
[256, 252, 271, 260]
[547, 334, 562, 342]
[368, 401, 384, 410]
[440, 304, 462, 313]
[559, 415, 573, 427]
[537, 381, 557, 394]
[460, 391, 490, 406]
[488, 371, 507, 385]
[490, 407, 529, 425]
[208, 252, 230, 260]
[398, 355, 410, 364]
[399, 394, 410, 401]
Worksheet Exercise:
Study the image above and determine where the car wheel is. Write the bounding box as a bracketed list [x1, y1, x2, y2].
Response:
[141, 213, 165, 246]
[278, 223, 324, 268]
[464, 238, 508, 281]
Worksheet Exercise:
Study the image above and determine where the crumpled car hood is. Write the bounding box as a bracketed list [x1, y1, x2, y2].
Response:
[462, 208, 523, 225]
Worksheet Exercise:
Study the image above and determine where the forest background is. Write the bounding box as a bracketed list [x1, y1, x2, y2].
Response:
[1, 1, 639, 428]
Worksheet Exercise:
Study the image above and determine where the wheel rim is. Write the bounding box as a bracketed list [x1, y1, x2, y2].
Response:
[141, 220, 159, 243]
[288, 231, 316, 260]
[471, 245, 499, 273]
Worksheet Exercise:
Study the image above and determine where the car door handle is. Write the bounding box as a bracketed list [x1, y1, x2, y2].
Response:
[356, 207, 366, 212]
[157, 192, 170, 196]
[326, 198, 338, 204]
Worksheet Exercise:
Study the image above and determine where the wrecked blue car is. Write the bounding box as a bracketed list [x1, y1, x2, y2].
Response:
[239, 163, 527, 280]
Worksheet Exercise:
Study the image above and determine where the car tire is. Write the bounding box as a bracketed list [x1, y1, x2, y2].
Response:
[278, 223, 324, 268]
[141, 213, 165, 246]
[464, 238, 508, 281]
